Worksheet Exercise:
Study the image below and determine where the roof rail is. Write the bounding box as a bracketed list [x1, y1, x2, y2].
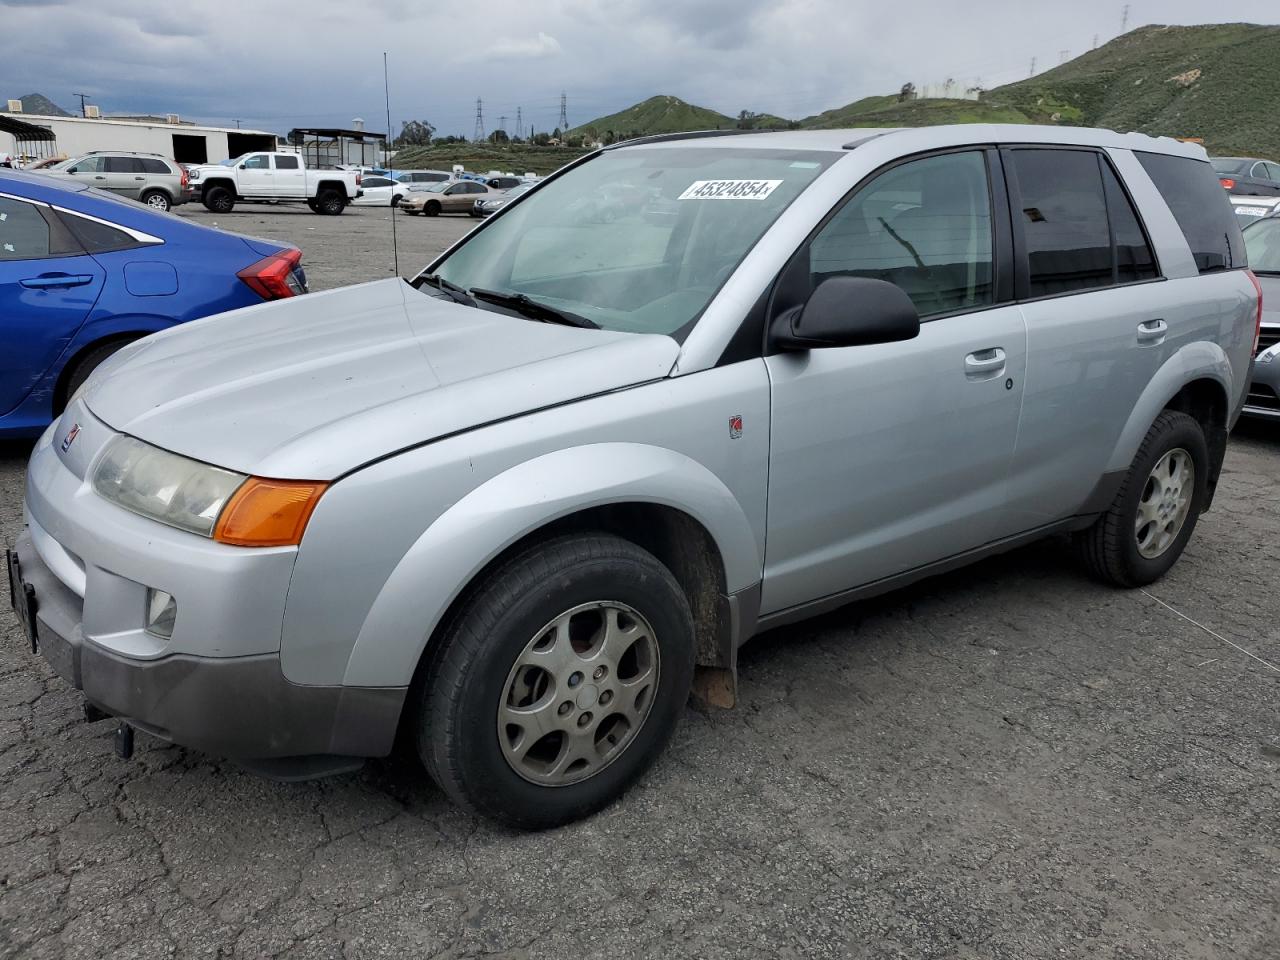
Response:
[603, 128, 773, 150]
[841, 131, 895, 150]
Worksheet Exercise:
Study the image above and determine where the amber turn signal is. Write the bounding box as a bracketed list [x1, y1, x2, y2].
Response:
[213, 477, 329, 547]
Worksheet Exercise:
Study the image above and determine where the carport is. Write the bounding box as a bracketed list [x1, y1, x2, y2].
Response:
[0, 114, 58, 163]
[287, 127, 387, 168]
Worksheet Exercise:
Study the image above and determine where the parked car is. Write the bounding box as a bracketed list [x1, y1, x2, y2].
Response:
[24, 155, 69, 171]
[1230, 195, 1280, 223]
[400, 179, 500, 216]
[8, 126, 1258, 829]
[1211, 156, 1280, 197]
[351, 175, 411, 207]
[1241, 215, 1280, 418]
[471, 180, 535, 217]
[0, 169, 305, 438]
[44, 151, 189, 212]
[186, 152, 362, 214]
[394, 169, 453, 185]
[484, 175, 524, 191]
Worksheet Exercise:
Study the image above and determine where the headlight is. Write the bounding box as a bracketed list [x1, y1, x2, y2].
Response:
[93, 436, 246, 537]
[92, 436, 329, 546]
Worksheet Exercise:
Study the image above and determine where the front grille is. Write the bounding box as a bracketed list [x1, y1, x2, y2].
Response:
[1246, 384, 1280, 411]
[1259, 326, 1280, 357]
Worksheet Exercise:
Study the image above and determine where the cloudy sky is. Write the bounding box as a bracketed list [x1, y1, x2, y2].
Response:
[0, 1, 1276, 137]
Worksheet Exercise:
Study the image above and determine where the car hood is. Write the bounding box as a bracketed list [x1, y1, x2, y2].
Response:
[84, 278, 679, 479]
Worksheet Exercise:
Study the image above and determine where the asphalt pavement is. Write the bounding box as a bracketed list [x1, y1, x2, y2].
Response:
[1, 205, 1277, 959]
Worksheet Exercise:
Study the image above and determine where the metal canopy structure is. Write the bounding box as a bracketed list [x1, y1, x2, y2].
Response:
[287, 127, 387, 168]
[0, 114, 58, 161]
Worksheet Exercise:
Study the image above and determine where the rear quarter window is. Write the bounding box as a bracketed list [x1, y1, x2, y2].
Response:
[1137, 152, 1244, 273]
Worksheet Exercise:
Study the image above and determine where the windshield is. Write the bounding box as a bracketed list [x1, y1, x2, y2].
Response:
[220, 155, 245, 166]
[1211, 158, 1250, 175]
[1245, 217, 1280, 273]
[429, 146, 837, 337]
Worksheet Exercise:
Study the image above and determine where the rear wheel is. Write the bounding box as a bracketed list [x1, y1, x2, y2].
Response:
[140, 189, 171, 212]
[315, 190, 345, 215]
[1074, 410, 1209, 587]
[416, 533, 695, 829]
[424, 200, 441, 217]
[203, 186, 234, 213]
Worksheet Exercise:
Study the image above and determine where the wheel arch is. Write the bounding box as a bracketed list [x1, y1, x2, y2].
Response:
[336, 443, 762, 692]
[199, 177, 236, 198]
[51, 327, 161, 413]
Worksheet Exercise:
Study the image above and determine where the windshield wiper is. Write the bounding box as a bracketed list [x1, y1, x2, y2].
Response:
[417, 273, 476, 307]
[469, 288, 600, 329]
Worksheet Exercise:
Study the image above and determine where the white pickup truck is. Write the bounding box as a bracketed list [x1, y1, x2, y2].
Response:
[188, 152, 363, 215]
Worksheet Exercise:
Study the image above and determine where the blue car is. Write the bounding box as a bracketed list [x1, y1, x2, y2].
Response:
[0, 170, 306, 438]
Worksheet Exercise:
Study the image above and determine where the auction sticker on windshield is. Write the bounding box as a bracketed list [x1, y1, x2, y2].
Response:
[679, 179, 783, 201]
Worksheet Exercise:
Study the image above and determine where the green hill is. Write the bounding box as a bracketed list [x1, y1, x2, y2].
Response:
[984, 23, 1280, 155]
[0, 92, 73, 117]
[570, 95, 734, 139]
[801, 95, 1030, 129]
[390, 142, 585, 177]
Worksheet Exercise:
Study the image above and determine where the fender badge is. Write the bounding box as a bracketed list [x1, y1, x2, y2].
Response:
[60, 423, 81, 452]
[729, 415, 743, 439]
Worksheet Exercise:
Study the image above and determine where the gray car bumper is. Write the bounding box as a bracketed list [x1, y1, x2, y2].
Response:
[11, 529, 404, 768]
[1245, 356, 1280, 419]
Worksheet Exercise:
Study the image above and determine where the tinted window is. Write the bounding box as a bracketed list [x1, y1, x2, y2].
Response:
[275, 155, 300, 169]
[362, 176, 393, 187]
[0, 198, 51, 260]
[1101, 162, 1159, 284]
[243, 155, 270, 170]
[59, 212, 142, 253]
[1011, 149, 1112, 297]
[808, 150, 993, 317]
[139, 158, 170, 174]
[1136, 152, 1244, 273]
[1244, 218, 1280, 274]
[104, 156, 144, 174]
[1210, 158, 1249, 176]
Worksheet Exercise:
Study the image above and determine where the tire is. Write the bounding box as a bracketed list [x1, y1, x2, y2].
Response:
[424, 200, 441, 217]
[417, 533, 695, 829]
[1074, 410, 1209, 587]
[57, 340, 134, 414]
[306, 200, 320, 212]
[203, 186, 234, 213]
[390, 194, 401, 207]
[315, 190, 345, 215]
[140, 190, 171, 212]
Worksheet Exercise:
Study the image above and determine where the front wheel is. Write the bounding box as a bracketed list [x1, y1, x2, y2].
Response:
[424, 200, 441, 217]
[1074, 410, 1209, 587]
[416, 533, 695, 829]
[390, 194, 401, 207]
[203, 186, 234, 213]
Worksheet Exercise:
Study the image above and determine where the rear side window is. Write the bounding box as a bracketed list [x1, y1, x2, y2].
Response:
[104, 156, 144, 174]
[58, 211, 146, 253]
[0, 197, 52, 260]
[139, 158, 170, 174]
[1101, 163, 1158, 284]
[1009, 149, 1112, 297]
[1136, 152, 1244, 273]
[275, 155, 299, 169]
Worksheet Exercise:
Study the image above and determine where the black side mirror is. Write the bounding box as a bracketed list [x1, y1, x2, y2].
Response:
[771, 276, 920, 350]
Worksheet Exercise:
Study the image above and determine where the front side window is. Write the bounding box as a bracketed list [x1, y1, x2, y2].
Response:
[275, 155, 300, 170]
[0, 197, 52, 260]
[69, 156, 104, 174]
[243, 155, 270, 170]
[807, 150, 993, 317]
[430, 146, 838, 337]
[1011, 148, 1112, 297]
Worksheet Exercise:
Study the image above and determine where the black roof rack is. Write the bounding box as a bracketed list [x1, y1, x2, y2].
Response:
[603, 128, 773, 150]
[841, 131, 895, 150]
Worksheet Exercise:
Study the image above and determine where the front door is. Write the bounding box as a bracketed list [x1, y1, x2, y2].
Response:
[762, 149, 1027, 614]
[238, 154, 274, 197]
[0, 196, 105, 415]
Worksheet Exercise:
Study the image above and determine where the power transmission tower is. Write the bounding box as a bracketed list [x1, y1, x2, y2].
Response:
[516, 107, 523, 139]
[1029, 57, 1036, 77]
[1059, 49, 1070, 64]
[1093, 34, 1100, 49]
[473, 97, 485, 141]
[74, 92, 91, 117]
[558, 92, 569, 131]
[1121, 3, 1130, 32]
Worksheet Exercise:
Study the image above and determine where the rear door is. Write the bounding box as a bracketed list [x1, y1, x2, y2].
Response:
[272, 153, 305, 198]
[762, 148, 1028, 614]
[0, 195, 105, 415]
[103, 156, 145, 197]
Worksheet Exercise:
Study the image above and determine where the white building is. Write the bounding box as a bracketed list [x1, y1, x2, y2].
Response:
[0, 108, 277, 165]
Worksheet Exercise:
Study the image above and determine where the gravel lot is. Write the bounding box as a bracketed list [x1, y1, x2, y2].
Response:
[2, 206, 1278, 959]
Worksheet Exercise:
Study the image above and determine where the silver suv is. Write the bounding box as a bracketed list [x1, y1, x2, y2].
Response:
[9, 126, 1259, 828]
[50, 151, 187, 211]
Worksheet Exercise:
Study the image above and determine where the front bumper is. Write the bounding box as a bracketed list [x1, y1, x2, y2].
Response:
[12, 414, 405, 765]
[1244, 346, 1280, 420]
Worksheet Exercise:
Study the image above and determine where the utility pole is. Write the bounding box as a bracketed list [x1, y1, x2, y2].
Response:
[1121, 3, 1130, 32]
[234, 119, 241, 129]
[558, 92, 569, 131]
[74, 92, 90, 117]
[473, 97, 485, 141]
[1029, 57, 1036, 77]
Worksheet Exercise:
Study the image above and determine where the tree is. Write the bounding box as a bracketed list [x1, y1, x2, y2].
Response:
[898, 83, 916, 102]
[489, 129, 510, 144]
[737, 110, 758, 130]
[395, 119, 435, 147]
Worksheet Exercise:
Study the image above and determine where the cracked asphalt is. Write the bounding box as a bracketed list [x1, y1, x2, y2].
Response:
[2, 207, 1279, 959]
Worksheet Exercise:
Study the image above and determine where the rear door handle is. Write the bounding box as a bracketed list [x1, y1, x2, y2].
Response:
[134, 176, 145, 181]
[964, 347, 1007, 379]
[21, 274, 94, 290]
[1137, 319, 1168, 344]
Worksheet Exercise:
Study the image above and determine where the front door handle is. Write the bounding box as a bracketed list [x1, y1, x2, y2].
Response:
[1137, 319, 1168, 344]
[964, 347, 1007, 379]
[21, 273, 94, 290]
[93, 175, 106, 180]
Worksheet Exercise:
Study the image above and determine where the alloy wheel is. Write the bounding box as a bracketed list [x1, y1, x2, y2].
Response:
[1135, 447, 1195, 559]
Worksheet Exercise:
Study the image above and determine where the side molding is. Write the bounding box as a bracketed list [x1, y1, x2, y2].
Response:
[339, 442, 763, 688]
